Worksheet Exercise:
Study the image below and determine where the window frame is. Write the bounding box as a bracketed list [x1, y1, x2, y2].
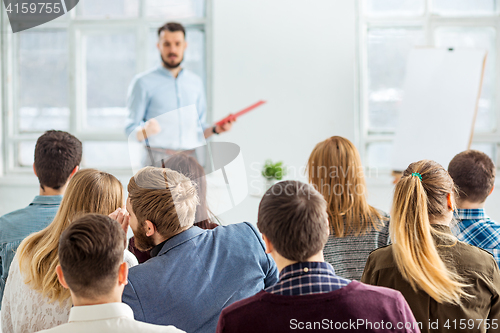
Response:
[0, 0, 213, 176]
[358, 0, 500, 173]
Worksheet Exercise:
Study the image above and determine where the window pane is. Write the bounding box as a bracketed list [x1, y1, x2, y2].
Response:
[364, 0, 425, 16]
[82, 142, 132, 169]
[435, 27, 496, 133]
[85, 33, 137, 129]
[18, 30, 69, 132]
[148, 28, 205, 82]
[366, 142, 393, 169]
[77, 0, 139, 18]
[367, 28, 425, 131]
[145, 0, 205, 19]
[432, 0, 496, 15]
[18, 141, 35, 167]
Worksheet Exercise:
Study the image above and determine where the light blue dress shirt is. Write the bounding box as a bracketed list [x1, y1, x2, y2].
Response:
[125, 66, 208, 150]
[0, 195, 62, 309]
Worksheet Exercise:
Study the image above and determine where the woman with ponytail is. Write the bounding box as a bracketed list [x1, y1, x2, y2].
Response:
[362, 160, 500, 333]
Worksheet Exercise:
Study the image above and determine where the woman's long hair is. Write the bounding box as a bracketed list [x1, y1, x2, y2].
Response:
[307, 136, 382, 237]
[164, 153, 218, 229]
[391, 160, 469, 305]
[17, 169, 124, 304]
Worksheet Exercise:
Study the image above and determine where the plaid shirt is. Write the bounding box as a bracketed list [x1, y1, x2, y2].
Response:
[265, 261, 351, 296]
[454, 208, 500, 267]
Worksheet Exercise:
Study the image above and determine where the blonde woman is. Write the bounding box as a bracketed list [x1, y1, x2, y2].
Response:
[362, 160, 500, 333]
[307, 136, 389, 280]
[1, 169, 132, 333]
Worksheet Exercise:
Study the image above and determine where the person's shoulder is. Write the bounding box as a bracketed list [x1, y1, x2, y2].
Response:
[347, 280, 403, 302]
[454, 240, 498, 270]
[365, 244, 396, 270]
[214, 222, 261, 240]
[0, 204, 35, 240]
[131, 67, 164, 87]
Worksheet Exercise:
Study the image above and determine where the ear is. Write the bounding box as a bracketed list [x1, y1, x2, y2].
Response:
[489, 185, 495, 196]
[145, 220, 156, 237]
[56, 265, 69, 290]
[157, 41, 160, 51]
[69, 165, 79, 179]
[447, 193, 454, 211]
[33, 163, 37, 177]
[118, 262, 128, 286]
[262, 234, 274, 255]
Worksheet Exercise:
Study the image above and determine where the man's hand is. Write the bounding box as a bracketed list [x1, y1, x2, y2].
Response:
[136, 119, 162, 141]
[109, 208, 130, 235]
[215, 119, 234, 134]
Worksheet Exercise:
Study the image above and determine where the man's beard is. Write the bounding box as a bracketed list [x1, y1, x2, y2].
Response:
[133, 223, 157, 252]
[161, 54, 183, 69]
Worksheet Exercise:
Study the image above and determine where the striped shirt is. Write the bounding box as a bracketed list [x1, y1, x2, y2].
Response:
[454, 208, 500, 267]
[265, 261, 350, 296]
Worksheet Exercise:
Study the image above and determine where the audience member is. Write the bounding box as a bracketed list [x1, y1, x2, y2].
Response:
[0, 130, 82, 307]
[37, 214, 184, 333]
[1, 169, 131, 333]
[307, 136, 389, 280]
[118, 167, 278, 333]
[128, 153, 218, 263]
[217, 180, 419, 333]
[448, 150, 500, 267]
[362, 160, 500, 333]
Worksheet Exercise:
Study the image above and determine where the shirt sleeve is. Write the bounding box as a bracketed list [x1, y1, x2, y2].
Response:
[197, 82, 208, 131]
[125, 77, 149, 140]
[0, 241, 17, 310]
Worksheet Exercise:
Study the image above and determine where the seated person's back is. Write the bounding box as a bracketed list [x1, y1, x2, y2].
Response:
[122, 167, 278, 333]
[217, 181, 419, 333]
[0, 130, 81, 306]
[37, 214, 183, 333]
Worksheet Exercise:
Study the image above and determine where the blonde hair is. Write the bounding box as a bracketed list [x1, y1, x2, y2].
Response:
[307, 136, 383, 237]
[127, 167, 199, 239]
[391, 160, 469, 305]
[17, 169, 124, 304]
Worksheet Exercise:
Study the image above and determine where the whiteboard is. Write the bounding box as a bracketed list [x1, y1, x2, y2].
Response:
[391, 48, 487, 172]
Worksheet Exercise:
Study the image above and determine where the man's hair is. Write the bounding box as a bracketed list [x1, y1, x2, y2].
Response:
[128, 167, 199, 239]
[158, 22, 186, 37]
[448, 150, 496, 203]
[58, 214, 126, 299]
[34, 130, 82, 190]
[257, 180, 329, 262]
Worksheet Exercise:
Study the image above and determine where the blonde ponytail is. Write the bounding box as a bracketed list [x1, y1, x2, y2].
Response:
[391, 160, 470, 305]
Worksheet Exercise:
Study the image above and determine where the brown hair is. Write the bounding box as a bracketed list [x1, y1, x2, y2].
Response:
[158, 22, 186, 37]
[59, 214, 126, 299]
[127, 167, 199, 240]
[391, 160, 469, 304]
[34, 130, 82, 190]
[448, 150, 496, 204]
[257, 181, 329, 262]
[307, 136, 383, 237]
[164, 153, 218, 229]
[18, 169, 123, 304]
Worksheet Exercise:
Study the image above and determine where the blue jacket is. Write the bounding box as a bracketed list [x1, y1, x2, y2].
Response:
[123, 223, 278, 333]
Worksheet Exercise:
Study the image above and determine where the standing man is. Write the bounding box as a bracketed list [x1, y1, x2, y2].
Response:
[125, 22, 232, 166]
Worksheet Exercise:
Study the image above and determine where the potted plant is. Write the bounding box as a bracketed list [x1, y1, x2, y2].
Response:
[261, 160, 286, 190]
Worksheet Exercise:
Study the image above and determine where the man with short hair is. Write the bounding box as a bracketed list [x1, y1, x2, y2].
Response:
[37, 214, 184, 333]
[448, 149, 500, 267]
[0, 130, 81, 307]
[217, 181, 419, 333]
[118, 167, 278, 333]
[125, 22, 232, 166]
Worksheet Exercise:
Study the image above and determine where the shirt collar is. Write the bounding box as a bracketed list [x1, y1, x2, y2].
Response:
[151, 226, 205, 258]
[279, 262, 336, 281]
[455, 208, 488, 220]
[157, 65, 184, 78]
[68, 303, 134, 322]
[30, 195, 63, 205]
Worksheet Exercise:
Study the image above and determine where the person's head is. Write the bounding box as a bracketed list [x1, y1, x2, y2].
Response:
[448, 150, 495, 205]
[18, 169, 124, 304]
[127, 167, 199, 251]
[257, 181, 329, 264]
[164, 153, 213, 227]
[391, 159, 468, 305]
[157, 22, 187, 69]
[57, 214, 127, 303]
[34, 130, 82, 192]
[307, 136, 382, 237]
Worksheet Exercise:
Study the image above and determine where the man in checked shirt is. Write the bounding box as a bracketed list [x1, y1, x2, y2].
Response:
[449, 150, 500, 267]
[217, 180, 419, 333]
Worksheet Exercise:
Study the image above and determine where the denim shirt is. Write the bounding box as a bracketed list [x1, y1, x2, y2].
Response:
[0, 195, 62, 309]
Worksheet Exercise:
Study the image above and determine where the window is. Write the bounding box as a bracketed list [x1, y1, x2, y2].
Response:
[1, 0, 210, 174]
[360, 0, 499, 171]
